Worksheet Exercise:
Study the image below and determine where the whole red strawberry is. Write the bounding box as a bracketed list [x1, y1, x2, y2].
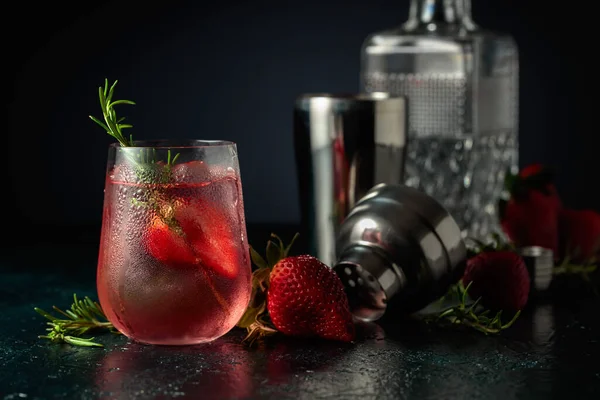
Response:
[558, 208, 600, 263]
[500, 164, 562, 255]
[462, 251, 530, 312]
[267, 255, 355, 342]
[237, 234, 355, 344]
[518, 164, 562, 211]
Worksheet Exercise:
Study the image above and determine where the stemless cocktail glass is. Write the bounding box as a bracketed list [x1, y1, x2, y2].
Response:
[96, 140, 252, 345]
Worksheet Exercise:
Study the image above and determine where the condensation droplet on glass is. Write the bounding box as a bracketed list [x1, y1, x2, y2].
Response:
[464, 138, 473, 150]
[463, 174, 472, 188]
[449, 159, 459, 173]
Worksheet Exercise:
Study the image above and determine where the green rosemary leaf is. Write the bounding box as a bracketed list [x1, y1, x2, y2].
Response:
[107, 79, 119, 103]
[501, 310, 521, 329]
[98, 86, 107, 112]
[33, 307, 57, 321]
[34, 294, 116, 348]
[437, 308, 455, 320]
[89, 115, 110, 132]
[64, 336, 104, 348]
[103, 78, 109, 97]
[110, 99, 136, 106]
[52, 306, 74, 320]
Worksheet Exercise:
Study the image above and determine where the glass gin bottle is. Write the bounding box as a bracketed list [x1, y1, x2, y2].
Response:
[360, 0, 518, 240]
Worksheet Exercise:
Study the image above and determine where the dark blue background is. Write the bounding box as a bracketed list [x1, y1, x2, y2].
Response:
[6, 0, 598, 242]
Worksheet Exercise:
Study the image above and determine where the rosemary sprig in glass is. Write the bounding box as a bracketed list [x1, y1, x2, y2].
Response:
[89, 79, 135, 147]
[34, 294, 117, 347]
[89, 78, 180, 169]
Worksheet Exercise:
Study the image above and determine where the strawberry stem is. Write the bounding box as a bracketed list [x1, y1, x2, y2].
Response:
[236, 233, 300, 345]
[241, 321, 278, 347]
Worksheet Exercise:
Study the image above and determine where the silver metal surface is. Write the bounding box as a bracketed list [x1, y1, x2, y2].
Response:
[294, 93, 407, 268]
[334, 183, 467, 321]
[519, 246, 554, 293]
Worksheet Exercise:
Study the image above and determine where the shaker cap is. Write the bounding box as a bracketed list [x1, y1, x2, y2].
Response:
[334, 244, 406, 322]
[366, 183, 466, 275]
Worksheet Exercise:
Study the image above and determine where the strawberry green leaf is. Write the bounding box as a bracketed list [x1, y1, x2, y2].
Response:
[270, 234, 285, 258]
[241, 321, 278, 347]
[503, 166, 518, 194]
[237, 232, 300, 346]
[283, 232, 300, 257]
[237, 266, 273, 329]
[250, 246, 268, 270]
[252, 268, 271, 291]
[266, 240, 282, 267]
[236, 302, 266, 329]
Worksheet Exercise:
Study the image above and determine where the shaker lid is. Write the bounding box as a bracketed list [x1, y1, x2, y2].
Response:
[334, 244, 406, 322]
[363, 183, 467, 275]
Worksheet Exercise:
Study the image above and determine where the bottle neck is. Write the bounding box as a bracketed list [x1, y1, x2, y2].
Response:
[403, 0, 476, 32]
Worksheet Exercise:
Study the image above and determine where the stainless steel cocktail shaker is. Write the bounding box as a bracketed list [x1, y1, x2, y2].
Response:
[333, 183, 467, 321]
[293, 93, 407, 268]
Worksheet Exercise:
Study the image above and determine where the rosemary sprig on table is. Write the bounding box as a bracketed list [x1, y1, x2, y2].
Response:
[34, 294, 116, 347]
[427, 281, 521, 335]
[554, 255, 598, 277]
[553, 253, 599, 296]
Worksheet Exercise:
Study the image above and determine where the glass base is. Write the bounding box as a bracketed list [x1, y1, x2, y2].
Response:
[125, 334, 224, 346]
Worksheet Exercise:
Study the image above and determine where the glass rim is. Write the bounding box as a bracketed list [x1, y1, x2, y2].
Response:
[109, 139, 236, 149]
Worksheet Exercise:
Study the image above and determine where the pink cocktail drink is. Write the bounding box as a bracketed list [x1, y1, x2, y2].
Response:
[97, 141, 252, 345]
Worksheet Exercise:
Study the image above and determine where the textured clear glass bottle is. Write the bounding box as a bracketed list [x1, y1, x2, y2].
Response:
[360, 0, 518, 240]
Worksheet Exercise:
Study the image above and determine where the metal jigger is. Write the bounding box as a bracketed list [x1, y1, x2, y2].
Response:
[519, 246, 554, 294]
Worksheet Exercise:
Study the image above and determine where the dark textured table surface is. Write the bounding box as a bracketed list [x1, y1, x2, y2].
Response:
[2, 225, 600, 400]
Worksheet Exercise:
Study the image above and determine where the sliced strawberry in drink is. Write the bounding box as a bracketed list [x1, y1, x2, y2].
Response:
[175, 199, 240, 279]
[146, 217, 200, 268]
[145, 196, 240, 278]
